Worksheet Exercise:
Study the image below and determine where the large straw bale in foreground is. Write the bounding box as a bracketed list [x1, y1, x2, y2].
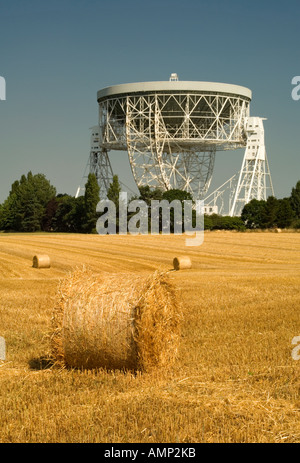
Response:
[51, 268, 182, 371]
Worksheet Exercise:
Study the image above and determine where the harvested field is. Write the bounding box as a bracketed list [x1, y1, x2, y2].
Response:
[0, 231, 300, 443]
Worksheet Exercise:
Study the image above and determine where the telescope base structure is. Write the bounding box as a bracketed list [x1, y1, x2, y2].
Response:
[204, 117, 274, 216]
[127, 144, 216, 199]
[229, 117, 274, 216]
[88, 115, 273, 217]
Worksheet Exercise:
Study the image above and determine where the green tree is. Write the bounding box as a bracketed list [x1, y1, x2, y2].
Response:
[18, 172, 56, 231]
[83, 174, 100, 233]
[0, 193, 19, 231]
[138, 185, 163, 205]
[204, 214, 213, 230]
[107, 175, 121, 208]
[105, 175, 123, 233]
[241, 199, 267, 229]
[161, 189, 194, 233]
[0, 172, 56, 232]
[209, 214, 245, 230]
[125, 185, 164, 233]
[161, 189, 193, 203]
[42, 197, 60, 232]
[276, 198, 294, 228]
[52, 195, 77, 232]
[261, 196, 279, 228]
[290, 180, 300, 219]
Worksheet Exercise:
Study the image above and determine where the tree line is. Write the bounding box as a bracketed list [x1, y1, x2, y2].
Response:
[0, 171, 299, 233]
[0, 171, 101, 233]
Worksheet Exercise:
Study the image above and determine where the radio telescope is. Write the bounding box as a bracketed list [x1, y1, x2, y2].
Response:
[87, 74, 273, 215]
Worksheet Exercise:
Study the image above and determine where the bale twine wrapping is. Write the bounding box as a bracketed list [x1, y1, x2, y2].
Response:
[51, 268, 182, 371]
[173, 256, 192, 271]
[33, 254, 51, 268]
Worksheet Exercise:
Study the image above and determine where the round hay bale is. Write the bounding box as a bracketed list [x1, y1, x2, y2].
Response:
[51, 268, 182, 371]
[173, 256, 192, 271]
[32, 254, 51, 269]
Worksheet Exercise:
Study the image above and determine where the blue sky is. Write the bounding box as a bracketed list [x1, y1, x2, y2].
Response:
[0, 0, 299, 203]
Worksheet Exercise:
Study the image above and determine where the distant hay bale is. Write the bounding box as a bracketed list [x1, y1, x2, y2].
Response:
[50, 268, 182, 371]
[173, 256, 192, 271]
[275, 228, 282, 233]
[32, 254, 51, 269]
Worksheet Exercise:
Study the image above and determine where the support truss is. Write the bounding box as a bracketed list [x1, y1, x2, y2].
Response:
[204, 174, 238, 216]
[204, 117, 274, 216]
[229, 117, 274, 216]
[89, 126, 114, 198]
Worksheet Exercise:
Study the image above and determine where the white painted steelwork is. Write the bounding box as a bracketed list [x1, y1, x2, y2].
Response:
[96, 77, 251, 199]
[204, 117, 274, 216]
[229, 117, 274, 216]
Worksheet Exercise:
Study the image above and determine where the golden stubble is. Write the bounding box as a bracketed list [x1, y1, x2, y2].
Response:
[0, 231, 299, 443]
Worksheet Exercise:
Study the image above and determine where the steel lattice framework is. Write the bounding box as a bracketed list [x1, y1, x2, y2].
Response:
[229, 117, 274, 216]
[203, 117, 274, 216]
[96, 78, 251, 199]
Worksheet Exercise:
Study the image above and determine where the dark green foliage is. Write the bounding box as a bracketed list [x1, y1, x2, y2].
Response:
[0, 172, 56, 232]
[105, 175, 122, 232]
[161, 189, 193, 203]
[83, 173, 100, 234]
[162, 189, 194, 233]
[262, 196, 279, 228]
[138, 185, 163, 205]
[290, 180, 300, 219]
[125, 185, 164, 232]
[42, 197, 60, 232]
[204, 215, 213, 230]
[0, 172, 101, 234]
[1, 173, 300, 233]
[205, 214, 246, 231]
[292, 219, 300, 229]
[107, 175, 121, 208]
[275, 198, 294, 228]
[241, 199, 266, 229]
[241, 195, 295, 229]
[51, 195, 83, 233]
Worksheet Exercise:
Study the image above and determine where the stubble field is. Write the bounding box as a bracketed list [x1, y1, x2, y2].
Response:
[0, 231, 300, 443]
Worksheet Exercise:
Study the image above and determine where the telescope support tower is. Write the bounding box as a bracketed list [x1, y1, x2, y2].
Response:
[89, 126, 114, 198]
[229, 117, 274, 216]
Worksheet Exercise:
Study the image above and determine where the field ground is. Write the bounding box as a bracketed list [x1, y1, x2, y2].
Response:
[0, 231, 300, 443]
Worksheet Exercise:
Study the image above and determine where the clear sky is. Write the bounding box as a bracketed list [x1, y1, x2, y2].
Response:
[0, 0, 299, 203]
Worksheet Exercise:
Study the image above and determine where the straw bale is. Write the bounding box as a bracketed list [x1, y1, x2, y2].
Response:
[173, 256, 192, 271]
[33, 254, 51, 269]
[51, 268, 182, 371]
